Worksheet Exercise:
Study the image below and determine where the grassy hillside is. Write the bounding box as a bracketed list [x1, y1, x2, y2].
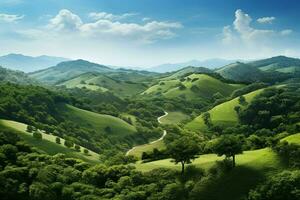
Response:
[216, 62, 264, 82]
[161, 66, 212, 80]
[143, 74, 244, 101]
[159, 111, 190, 124]
[29, 59, 115, 84]
[281, 133, 300, 145]
[58, 72, 147, 97]
[0, 66, 36, 84]
[0, 119, 101, 164]
[60, 104, 137, 137]
[185, 89, 264, 132]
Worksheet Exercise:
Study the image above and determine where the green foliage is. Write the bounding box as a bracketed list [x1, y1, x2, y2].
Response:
[33, 131, 42, 140]
[64, 140, 74, 148]
[55, 137, 61, 144]
[167, 133, 200, 174]
[248, 170, 300, 200]
[213, 135, 243, 167]
[75, 144, 81, 152]
[202, 112, 212, 128]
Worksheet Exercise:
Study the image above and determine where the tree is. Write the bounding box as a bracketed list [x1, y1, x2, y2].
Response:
[238, 95, 247, 105]
[64, 140, 74, 148]
[26, 125, 34, 133]
[202, 112, 212, 128]
[104, 126, 112, 134]
[234, 106, 241, 115]
[213, 135, 243, 167]
[167, 135, 200, 175]
[75, 144, 81, 152]
[83, 149, 89, 155]
[33, 131, 42, 140]
[55, 137, 61, 144]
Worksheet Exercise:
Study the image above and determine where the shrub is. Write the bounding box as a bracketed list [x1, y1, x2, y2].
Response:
[33, 131, 42, 140]
[83, 149, 89, 155]
[75, 145, 81, 152]
[55, 137, 61, 144]
[64, 140, 74, 148]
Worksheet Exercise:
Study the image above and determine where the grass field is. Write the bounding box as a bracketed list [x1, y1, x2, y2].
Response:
[185, 89, 264, 132]
[61, 104, 137, 137]
[281, 133, 300, 145]
[159, 111, 190, 124]
[0, 119, 101, 164]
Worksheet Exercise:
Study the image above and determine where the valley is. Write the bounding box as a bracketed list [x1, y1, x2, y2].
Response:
[1, 55, 300, 200]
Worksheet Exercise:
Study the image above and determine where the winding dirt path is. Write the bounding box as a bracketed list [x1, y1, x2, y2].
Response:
[126, 111, 168, 156]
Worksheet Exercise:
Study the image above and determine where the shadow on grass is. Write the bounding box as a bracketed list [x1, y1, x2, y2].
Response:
[189, 165, 265, 200]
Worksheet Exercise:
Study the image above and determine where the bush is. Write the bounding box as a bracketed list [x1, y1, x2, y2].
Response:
[33, 131, 42, 140]
[26, 125, 34, 133]
[64, 140, 74, 148]
[75, 145, 81, 152]
[84, 149, 89, 154]
[55, 137, 61, 144]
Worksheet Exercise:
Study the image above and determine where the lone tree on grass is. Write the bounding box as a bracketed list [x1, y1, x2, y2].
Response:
[33, 131, 42, 140]
[55, 137, 61, 144]
[213, 135, 243, 168]
[75, 144, 81, 152]
[64, 140, 74, 148]
[83, 149, 89, 155]
[26, 125, 34, 133]
[167, 135, 200, 175]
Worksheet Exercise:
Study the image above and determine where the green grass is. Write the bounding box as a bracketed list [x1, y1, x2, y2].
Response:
[127, 140, 165, 159]
[159, 111, 190, 124]
[0, 120, 101, 164]
[185, 89, 264, 132]
[281, 133, 300, 145]
[61, 104, 137, 137]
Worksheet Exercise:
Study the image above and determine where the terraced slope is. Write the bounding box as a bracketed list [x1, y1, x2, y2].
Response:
[185, 89, 264, 132]
[143, 74, 244, 100]
[0, 120, 100, 164]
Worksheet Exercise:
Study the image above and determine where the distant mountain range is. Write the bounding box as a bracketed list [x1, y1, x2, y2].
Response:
[0, 53, 69, 72]
[146, 58, 240, 73]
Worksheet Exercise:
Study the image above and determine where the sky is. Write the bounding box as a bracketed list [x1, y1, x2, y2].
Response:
[0, 0, 299, 67]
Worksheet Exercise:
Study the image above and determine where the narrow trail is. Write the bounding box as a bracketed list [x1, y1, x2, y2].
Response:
[126, 111, 168, 156]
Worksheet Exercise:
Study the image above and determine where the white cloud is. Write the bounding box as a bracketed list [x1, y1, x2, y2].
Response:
[280, 29, 293, 36]
[89, 12, 138, 21]
[48, 9, 82, 31]
[0, 13, 24, 23]
[142, 17, 151, 21]
[233, 9, 274, 42]
[257, 16, 276, 24]
[222, 26, 234, 44]
[47, 9, 182, 43]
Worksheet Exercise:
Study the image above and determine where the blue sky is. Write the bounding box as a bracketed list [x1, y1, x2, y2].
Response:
[0, 0, 299, 67]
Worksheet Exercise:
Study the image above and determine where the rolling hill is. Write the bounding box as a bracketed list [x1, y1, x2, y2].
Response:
[248, 55, 300, 73]
[60, 104, 137, 138]
[29, 59, 115, 84]
[216, 62, 264, 82]
[0, 66, 36, 84]
[0, 119, 101, 164]
[135, 133, 300, 200]
[185, 89, 264, 132]
[142, 73, 244, 101]
[0, 53, 68, 72]
[58, 72, 147, 97]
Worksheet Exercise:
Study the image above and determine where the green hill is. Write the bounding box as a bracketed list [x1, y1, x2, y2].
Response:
[185, 89, 264, 132]
[135, 133, 300, 200]
[58, 72, 147, 97]
[161, 66, 212, 80]
[0, 66, 36, 84]
[0, 119, 101, 164]
[29, 59, 115, 84]
[249, 55, 300, 73]
[142, 73, 244, 101]
[216, 62, 264, 82]
[60, 104, 137, 138]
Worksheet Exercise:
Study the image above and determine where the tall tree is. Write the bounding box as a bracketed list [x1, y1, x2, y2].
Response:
[213, 135, 243, 167]
[167, 135, 200, 175]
